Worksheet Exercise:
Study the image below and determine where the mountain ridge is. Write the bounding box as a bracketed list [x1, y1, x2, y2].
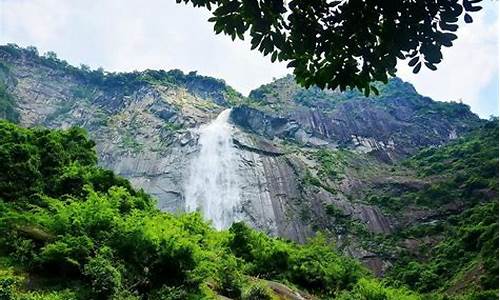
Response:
[0, 44, 497, 291]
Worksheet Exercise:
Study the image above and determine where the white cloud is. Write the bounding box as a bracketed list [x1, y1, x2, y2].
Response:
[397, 1, 499, 117]
[0, 0, 288, 95]
[0, 0, 497, 115]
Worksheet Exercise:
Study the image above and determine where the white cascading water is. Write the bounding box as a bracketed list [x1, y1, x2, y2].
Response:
[184, 109, 242, 229]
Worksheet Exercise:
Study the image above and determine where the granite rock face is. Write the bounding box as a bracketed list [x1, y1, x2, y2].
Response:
[0, 44, 485, 275]
[233, 76, 481, 161]
[1, 46, 231, 210]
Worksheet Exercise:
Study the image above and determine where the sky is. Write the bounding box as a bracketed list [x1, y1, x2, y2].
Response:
[0, 0, 498, 118]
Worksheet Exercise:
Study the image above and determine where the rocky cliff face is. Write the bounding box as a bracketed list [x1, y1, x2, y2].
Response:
[0, 44, 484, 274]
[0, 45, 232, 212]
[234, 75, 481, 162]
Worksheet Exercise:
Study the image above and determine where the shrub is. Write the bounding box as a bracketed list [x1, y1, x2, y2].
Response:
[83, 248, 122, 299]
[0, 269, 20, 300]
[242, 282, 273, 300]
[36, 235, 94, 276]
[148, 286, 188, 300]
[337, 278, 420, 300]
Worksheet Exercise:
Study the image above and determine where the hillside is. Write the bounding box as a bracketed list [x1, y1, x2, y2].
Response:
[235, 75, 481, 161]
[0, 120, 496, 300]
[0, 120, 420, 299]
[0, 44, 498, 299]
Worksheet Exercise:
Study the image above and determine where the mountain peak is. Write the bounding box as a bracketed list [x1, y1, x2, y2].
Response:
[0, 44, 243, 107]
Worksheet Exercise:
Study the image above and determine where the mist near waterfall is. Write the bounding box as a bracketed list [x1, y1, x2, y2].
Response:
[184, 109, 243, 229]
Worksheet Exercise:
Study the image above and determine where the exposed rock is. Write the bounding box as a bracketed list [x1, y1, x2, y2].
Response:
[232, 129, 313, 242]
[264, 280, 316, 300]
[231, 101, 481, 162]
[0, 44, 487, 276]
[362, 256, 390, 277]
[236, 76, 482, 161]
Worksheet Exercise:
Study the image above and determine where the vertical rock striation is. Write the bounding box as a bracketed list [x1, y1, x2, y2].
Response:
[0, 44, 488, 275]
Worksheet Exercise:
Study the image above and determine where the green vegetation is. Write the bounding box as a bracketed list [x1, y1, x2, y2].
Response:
[324, 204, 369, 238]
[409, 120, 498, 180]
[178, 0, 481, 95]
[313, 149, 348, 182]
[72, 86, 95, 100]
[121, 134, 143, 153]
[162, 122, 184, 133]
[0, 44, 242, 105]
[301, 149, 352, 194]
[0, 120, 424, 299]
[241, 282, 273, 300]
[293, 88, 344, 110]
[388, 200, 498, 297]
[0, 80, 19, 123]
[248, 75, 475, 124]
[377, 121, 499, 297]
[404, 120, 498, 208]
[365, 120, 498, 212]
[310, 120, 499, 298]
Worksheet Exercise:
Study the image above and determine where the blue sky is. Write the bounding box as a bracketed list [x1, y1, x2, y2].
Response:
[0, 0, 498, 118]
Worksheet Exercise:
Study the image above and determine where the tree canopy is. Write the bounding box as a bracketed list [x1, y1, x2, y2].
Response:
[0, 119, 424, 299]
[177, 0, 483, 95]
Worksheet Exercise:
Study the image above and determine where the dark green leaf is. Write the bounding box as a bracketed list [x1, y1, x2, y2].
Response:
[408, 57, 419, 67]
[413, 62, 422, 74]
[464, 13, 473, 23]
[424, 62, 437, 71]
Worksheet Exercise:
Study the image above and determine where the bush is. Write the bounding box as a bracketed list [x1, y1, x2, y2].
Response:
[148, 286, 188, 300]
[14, 290, 77, 300]
[460, 290, 499, 300]
[229, 223, 365, 295]
[242, 283, 273, 300]
[215, 256, 244, 299]
[83, 248, 122, 299]
[337, 278, 420, 300]
[0, 269, 20, 300]
[0, 120, 98, 203]
[37, 235, 94, 276]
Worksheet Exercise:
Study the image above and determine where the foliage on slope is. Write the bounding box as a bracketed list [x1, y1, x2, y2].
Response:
[382, 120, 499, 297]
[388, 201, 498, 296]
[298, 120, 498, 299]
[0, 120, 422, 299]
[248, 74, 474, 117]
[0, 44, 242, 106]
[406, 119, 498, 201]
[0, 78, 18, 123]
[368, 119, 498, 211]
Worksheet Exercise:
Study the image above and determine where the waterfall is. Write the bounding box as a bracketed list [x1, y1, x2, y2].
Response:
[184, 109, 242, 229]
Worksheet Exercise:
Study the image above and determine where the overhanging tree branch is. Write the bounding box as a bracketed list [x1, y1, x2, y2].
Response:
[176, 0, 483, 95]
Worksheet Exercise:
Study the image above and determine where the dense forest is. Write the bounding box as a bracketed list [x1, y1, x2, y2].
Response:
[0, 116, 498, 299]
[0, 42, 498, 300]
[385, 121, 498, 294]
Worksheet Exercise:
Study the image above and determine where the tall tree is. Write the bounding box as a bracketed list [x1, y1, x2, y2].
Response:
[177, 0, 483, 95]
